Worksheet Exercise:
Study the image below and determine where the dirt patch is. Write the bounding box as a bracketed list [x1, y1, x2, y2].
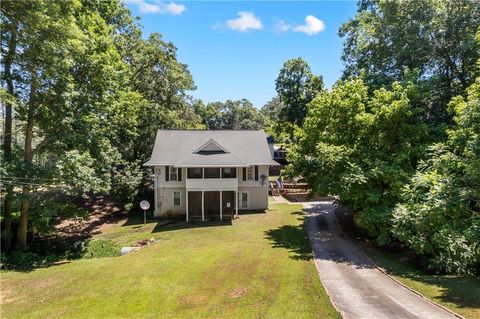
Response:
[56, 195, 127, 238]
[226, 287, 248, 298]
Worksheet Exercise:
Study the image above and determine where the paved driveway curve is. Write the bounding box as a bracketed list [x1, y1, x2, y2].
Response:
[303, 201, 458, 319]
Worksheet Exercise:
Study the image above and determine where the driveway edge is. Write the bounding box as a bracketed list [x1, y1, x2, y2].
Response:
[327, 206, 466, 319]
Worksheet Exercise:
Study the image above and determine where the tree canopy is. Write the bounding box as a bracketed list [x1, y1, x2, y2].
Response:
[275, 58, 324, 129]
[287, 1, 480, 274]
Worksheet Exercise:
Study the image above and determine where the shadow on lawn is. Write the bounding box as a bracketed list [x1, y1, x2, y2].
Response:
[151, 219, 233, 233]
[264, 210, 313, 261]
[121, 212, 233, 233]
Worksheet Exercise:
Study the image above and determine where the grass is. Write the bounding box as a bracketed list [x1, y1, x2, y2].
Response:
[360, 244, 480, 319]
[1, 203, 340, 319]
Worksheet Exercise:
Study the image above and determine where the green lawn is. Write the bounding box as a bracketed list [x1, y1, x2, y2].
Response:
[1, 203, 340, 319]
[358, 242, 480, 319]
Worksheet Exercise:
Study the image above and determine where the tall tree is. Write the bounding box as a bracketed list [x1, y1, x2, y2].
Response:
[393, 74, 480, 275]
[1, 0, 86, 249]
[275, 58, 324, 129]
[0, 3, 18, 250]
[194, 99, 265, 130]
[116, 31, 196, 162]
[0, 0, 143, 249]
[286, 79, 426, 245]
[340, 0, 480, 126]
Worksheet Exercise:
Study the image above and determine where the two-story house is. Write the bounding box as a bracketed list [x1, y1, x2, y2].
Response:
[144, 130, 279, 221]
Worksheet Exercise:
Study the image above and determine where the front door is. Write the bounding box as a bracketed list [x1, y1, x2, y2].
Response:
[222, 191, 235, 218]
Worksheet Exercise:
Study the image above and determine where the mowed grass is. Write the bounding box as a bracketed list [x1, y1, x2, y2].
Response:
[1, 203, 340, 319]
[359, 243, 480, 319]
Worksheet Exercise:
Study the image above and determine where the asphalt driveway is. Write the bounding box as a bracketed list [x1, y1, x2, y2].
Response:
[303, 201, 459, 319]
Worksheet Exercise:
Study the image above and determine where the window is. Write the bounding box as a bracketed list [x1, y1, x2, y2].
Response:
[187, 167, 203, 179]
[169, 167, 178, 181]
[222, 167, 236, 178]
[247, 166, 254, 181]
[173, 191, 181, 206]
[241, 192, 248, 208]
[204, 167, 220, 178]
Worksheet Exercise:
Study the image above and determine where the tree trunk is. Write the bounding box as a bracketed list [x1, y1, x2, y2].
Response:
[17, 69, 36, 250]
[17, 186, 30, 250]
[2, 188, 13, 251]
[1, 22, 17, 251]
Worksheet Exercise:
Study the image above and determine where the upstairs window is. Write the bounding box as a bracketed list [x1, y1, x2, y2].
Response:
[170, 167, 178, 181]
[165, 166, 181, 181]
[247, 166, 254, 181]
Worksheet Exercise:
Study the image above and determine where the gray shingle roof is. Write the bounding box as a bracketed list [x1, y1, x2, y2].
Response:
[144, 130, 279, 167]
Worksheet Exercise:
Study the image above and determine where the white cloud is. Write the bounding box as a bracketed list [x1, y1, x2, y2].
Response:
[126, 0, 185, 15]
[273, 19, 291, 33]
[293, 15, 325, 35]
[164, 2, 185, 15]
[225, 11, 263, 32]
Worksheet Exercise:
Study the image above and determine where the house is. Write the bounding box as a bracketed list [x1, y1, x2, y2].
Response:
[144, 130, 279, 221]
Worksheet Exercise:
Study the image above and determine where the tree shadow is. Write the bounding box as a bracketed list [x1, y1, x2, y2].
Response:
[239, 209, 267, 215]
[264, 211, 313, 261]
[151, 219, 233, 233]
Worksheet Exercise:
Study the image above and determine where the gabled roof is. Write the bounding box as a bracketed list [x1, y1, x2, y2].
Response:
[144, 130, 279, 167]
[193, 139, 229, 154]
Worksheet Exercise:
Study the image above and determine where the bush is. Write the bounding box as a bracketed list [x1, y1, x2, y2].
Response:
[82, 239, 121, 258]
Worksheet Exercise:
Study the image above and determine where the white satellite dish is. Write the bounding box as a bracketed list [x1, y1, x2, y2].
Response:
[140, 200, 150, 210]
[140, 200, 150, 225]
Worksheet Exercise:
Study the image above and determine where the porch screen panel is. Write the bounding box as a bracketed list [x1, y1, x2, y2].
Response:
[222, 167, 236, 178]
[187, 167, 203, 179]
[204, 167, 220, 178]
[188, 191, 202, 218]
[204, 191, 220, 217]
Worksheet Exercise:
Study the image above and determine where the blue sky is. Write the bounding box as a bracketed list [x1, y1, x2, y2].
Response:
[126, 1, 358, 107]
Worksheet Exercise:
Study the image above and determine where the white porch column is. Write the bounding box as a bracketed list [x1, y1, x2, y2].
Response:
[154, 168, 158, 215]
[186, 190, 189, 222]
[201, 190, 205, 221]
[235, 190, 239, 218]
[220, 191, 223, 220]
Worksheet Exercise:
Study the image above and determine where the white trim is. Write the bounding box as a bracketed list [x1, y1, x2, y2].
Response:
[235, 190, 238, 218]
[186, 190, 189, 222]
[220, 191, 223, 220]
[173, 190, 181, 206]
[201, 190, 205, 221]
[154, 168, 159, 215]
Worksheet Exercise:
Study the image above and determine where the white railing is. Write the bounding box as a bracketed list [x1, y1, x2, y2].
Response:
[186, 178, 238, 190]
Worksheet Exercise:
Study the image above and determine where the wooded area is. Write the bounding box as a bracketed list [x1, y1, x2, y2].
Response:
[286, 0, 480, 275]
[1, 0, 479, 276]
